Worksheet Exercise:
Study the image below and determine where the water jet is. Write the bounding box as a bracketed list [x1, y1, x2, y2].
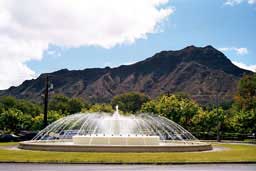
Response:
[19, 106, 212, 152]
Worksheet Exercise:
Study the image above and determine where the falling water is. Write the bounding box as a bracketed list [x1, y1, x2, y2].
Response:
[32, 106, 198, 144]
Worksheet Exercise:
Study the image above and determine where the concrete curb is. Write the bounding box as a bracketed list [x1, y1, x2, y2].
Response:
[0, 161, 256, 165]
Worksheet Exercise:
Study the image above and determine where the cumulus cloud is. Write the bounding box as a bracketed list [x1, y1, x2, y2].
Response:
[47, 50, 61, 58]
[0, 0, 173, 89]
[224, 0, 256, 6]
[232, 61, 256, 72]
[249, 0, 256, 4]
[123, 61, 138, 65]
[218, 47, 249, 55]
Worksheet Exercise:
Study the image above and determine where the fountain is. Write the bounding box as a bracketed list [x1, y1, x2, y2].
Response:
[19, 106, 212, 152]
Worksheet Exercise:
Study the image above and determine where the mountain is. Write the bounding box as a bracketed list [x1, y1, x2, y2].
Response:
[0, 45, 252, 104]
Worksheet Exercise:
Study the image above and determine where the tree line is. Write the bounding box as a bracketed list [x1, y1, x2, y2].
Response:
[0, 74, 255, 140]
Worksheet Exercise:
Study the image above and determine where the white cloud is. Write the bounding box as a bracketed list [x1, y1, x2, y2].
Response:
[0, 0, 173, 90]
[224, 0, 256, 6]
[0, 59, 36, 89]
[47, 50, 61, 58]
[103, 60, 138, 68]
[235, 48, 249, 55]
[123, 61, 138, 65]
[232, 61, 256, 72]
[218, 47, 249, 55]
[248, 0, 256, 4]
[225, 0, 243, 6]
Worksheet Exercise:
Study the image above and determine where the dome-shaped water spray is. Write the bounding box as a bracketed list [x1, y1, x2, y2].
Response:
[19, 106, 212, 152]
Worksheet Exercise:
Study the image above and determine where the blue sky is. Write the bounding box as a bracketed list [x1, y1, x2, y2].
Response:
[28, 0, 256, 73]
[0, 0, 255, 89]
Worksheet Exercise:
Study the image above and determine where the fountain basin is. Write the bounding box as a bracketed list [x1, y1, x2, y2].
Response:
[19, 140, 212, 152]
[73, 135, 160, 145]
[20, 108, 213, 152]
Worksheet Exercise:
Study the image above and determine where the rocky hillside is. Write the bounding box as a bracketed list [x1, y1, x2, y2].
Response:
[0, 45, 252, 104]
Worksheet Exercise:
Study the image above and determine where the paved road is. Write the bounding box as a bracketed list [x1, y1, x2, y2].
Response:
[0, 163, 256, 171]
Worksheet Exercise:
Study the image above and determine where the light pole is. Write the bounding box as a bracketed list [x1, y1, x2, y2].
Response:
[43, 75, 49, 128]
[216, 93, 221, 142]
[215, 77, 222, 142]
[43, 75, 54, 128]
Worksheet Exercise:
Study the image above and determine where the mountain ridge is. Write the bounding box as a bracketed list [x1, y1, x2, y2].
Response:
[0, 45, 252, 104]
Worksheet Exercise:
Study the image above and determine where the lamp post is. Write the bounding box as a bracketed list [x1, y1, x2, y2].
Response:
[43, 75, 54, 128]
[215, 77, 222, 142]
[216, 93, 221, 142]
[43, 75, 49, 128]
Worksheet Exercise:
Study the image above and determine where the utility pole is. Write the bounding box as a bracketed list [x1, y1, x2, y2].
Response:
[216, 78, 221, 142]
[216, 93, 221, 142]
[43, 75, 49, 128]
[167, 91, 170, 97]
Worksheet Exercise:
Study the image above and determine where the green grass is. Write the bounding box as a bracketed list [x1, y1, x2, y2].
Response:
[244, 139, 256, 144]
[0, 143, 256, 163]
[0, 142, 19, 146]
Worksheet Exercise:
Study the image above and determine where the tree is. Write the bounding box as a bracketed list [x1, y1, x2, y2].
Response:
[231, 74, 256, 134]
[84, 104, 114, 113]
[0, 108, 23, 133]
[140, 100, 158, 114]
[0, 103, 4, 114]
[49, 95, 87, 115]
[192, 108, 228, 137]
[0, 96, 16, 109]
[234, 74, 256, 111]
[0, 96, 41, 117]
[49, 95, 70, 114]
[231, 110, 256, 134]
[20, 114, 33, 131]
[68, 98, 87, 114]
[111, 92, 149, 114]
[32, 111, 63, 130]
[141, 94, 201, 129]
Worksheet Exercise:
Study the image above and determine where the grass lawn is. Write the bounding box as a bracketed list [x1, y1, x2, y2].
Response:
[0, 142, 255, 164]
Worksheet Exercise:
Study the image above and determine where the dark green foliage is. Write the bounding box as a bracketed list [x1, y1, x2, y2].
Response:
[0, 96, 16, 109]
[231, 74, 256, 134]
[111, 92, 149, 114]
[235, 74, 256, 111]
[0, 108, 23, 133]
[84, 103, 114, 113]
[68, 98, 87, 114]
[0, 95, 89, 133]
[48, 95, 69, 114]
[15, 99, 41, 117]
[192, 108, 229, 133]
[0, 72, 255, 139]
[0, 97, 41, 133]
[19, 114, 33, 130]
[141, 94, 201, 129]
[31, 111, 62, 131]
[0, 96, 41, 117]
[49, 94, 87, 115]
[232, 110, 256, 133]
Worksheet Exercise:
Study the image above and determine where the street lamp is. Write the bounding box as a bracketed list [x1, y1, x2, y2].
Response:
[43, 75, 54, 128]
[215, 77, 222, 142]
